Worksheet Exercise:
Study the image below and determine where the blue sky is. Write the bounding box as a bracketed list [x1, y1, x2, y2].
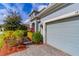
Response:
[0, 3, 49, 24]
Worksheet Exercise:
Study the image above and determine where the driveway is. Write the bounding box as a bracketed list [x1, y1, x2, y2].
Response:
[9, 44, 70, 56]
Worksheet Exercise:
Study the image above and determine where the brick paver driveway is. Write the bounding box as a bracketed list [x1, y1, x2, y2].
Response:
[9, 44, 70, 56]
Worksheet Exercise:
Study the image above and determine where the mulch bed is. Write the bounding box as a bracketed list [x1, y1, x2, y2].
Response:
[0, 44, 26, 56]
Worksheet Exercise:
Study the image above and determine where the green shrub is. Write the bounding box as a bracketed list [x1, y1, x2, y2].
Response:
[12, 30, 24, 44]
[3, 31, 14, 38]
[32, 32, 43, 44]
[0, 34, 4, 48]
[7, 35, 17, 47]
[2, 31, 16, 47]
[23, 30, 27, 37]
[13, 30, 24, 38]
[0, 30, 27, 48]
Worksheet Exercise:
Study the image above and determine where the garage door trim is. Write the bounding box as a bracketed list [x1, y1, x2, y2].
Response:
[43, 10, 79, 44]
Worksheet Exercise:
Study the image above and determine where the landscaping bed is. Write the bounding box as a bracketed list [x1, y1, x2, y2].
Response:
[0, 30, 27, 56]
[0, 44, 26, 56]
[0, 30, 43, 56]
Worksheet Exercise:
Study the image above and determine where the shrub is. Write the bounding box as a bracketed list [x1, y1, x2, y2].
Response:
[0, 34, 5, 48]
[23, 30, 27, 37]
[12, 30, 24, 44]
[0, 30, 27, 48]
[7, 35, 17, 47]
[3, 31, 17, 47]
[3, 31, 14, 38]
[13, 30, 24, 37]
[32, 32, 43, 44]
[0, 31, 14, 48]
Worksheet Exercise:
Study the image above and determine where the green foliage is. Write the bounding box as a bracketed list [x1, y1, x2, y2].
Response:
[3, 31, 13, 37]
[12, 30, 25, 44]
[22, 30, 27, 37]
[8, 36, 17, 47]
[18, 25, 27, 30]
[0, 30, 27, 48]
[3, 12, 22, 31]
[13, 30, 24, 38]
[3, 31, 16, 47]
[32, 32, 43, 44]
[0, 34, 4, 48]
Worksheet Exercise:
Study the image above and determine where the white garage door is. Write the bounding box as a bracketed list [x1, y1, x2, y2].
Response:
[46, 16, 79, 55]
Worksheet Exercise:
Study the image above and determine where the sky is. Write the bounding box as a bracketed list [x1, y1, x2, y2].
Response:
[0, 3, 49, 24]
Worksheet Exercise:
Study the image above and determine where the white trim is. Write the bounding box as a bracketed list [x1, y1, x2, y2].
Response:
[36, 3, 68, 18]
[43, 10, 79, 44]
[30, 3, 68, 21]
[43, 22, 46, 44]
[44, 11, 79, 23]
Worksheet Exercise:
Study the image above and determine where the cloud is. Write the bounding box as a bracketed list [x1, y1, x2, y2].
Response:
[38, 5, 48, 11]
[0, 9, 9, 24]
[15, 3, 24, 11]
[0, 3, 26, 24]
[15, 4, 31, 21]
[0, 4, 15, 24]
[1, 3, 18, 13]
[22, 19, 30, 24]
[0, 3, 49, 24]
[32, 3, 49, 11]
[1, 3, 10, 9]
[22, 3, 49, 24]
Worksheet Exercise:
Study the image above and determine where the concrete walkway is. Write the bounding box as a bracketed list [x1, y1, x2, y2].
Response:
[9, 44, 70, 56]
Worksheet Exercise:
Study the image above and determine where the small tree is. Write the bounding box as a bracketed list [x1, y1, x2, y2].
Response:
[3, 11, 22, 31]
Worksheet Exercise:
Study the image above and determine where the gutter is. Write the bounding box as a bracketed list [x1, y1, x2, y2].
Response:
[36, 3, 70, 19]
[30, 3, 72, 21]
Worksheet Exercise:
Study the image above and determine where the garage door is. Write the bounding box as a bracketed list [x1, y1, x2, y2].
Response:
[46, 16, 79, 55]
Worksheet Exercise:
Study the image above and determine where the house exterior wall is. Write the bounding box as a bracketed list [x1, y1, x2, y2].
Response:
[40, 3, 79, 55]
[39, 3, 79, 39]
[28, 4, 79, 56]
[41, 4, 79, 23]
[30, 20, 37, 32]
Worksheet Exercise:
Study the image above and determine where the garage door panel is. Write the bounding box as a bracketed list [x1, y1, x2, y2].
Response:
[47, 16, 79, 55]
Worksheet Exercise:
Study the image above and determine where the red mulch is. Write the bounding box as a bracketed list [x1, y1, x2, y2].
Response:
[0, 43, 26, 56]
